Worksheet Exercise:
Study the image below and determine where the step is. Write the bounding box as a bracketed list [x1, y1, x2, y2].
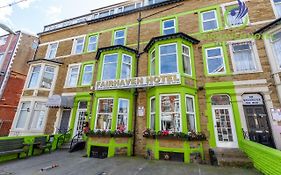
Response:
[217, 157, 253, 168]
[212, 148, 248, 158]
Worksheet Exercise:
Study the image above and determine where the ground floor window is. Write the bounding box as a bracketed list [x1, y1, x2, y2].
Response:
[95, 98, 114, 130]
[16, 102, 31, 129]
[31, 102, 47, 129]
[186, 95, 196, 132]
[150, 97, 156, 130]
[117, 99, 129, 132]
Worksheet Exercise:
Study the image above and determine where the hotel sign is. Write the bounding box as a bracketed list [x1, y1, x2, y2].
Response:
[95, 74, 181, 90]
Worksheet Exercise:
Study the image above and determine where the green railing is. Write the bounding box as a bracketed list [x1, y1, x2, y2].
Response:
[0, 134, 66, 163]
[240, 139, 281, 175]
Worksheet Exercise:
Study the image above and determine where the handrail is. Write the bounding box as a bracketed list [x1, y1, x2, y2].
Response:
[56, 128, 72, 148]
[69, 131, 83, 150]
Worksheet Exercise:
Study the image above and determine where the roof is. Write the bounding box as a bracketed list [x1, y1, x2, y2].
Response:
[27, 59, 63, 65]
[143, 32, 200, 52]
[96, 45, 138, 60]
[254, 18, 281, 34]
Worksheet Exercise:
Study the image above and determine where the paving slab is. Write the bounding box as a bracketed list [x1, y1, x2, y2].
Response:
[0, 150, 261, 175]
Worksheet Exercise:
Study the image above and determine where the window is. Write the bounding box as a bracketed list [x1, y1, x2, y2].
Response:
[201, 10, 218, 32]
[150, 97, 156, 130]
[102, 54, 118, 80]
[72, 37, 85, 54]
[159, 44, 178, 74]
[182, 45, 192, 75]
[16, 102, 30, 129]
[66, 65, 80, 87]
[148, 0, 166, 5]
[81, 64, 93, 86]
[31, 102, 46, 129]
[28, 65, 41, 88]
[121, 54, 132, 79]
[113, 29, 125, 46]
[230, 41, 258, 72]
[87, 35, 98, 52]
[117, 99, 129, 132]
[186, 95, 196, 132]
[162, 19, 176, 35]
[273, 0, 281, 17]
[41, 66, 55, 89]
[205, 47, 226, 74]
[0, 36, 8, 45]
[150, 50, 156, 75]
[46, 43, 58, 59]
[272, 31, 281, 68]
[95, 99, 114, 130]
[225, 5, 248, 28]
[0, 54, 4, 66]
[211, 95, 231, 105]
[124, 4, 135, 11]
[160, 94, 181, 132]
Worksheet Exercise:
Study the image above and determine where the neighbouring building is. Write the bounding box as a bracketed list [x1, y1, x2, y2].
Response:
[9, 0, 281, 163]
[0, 31, 38, 136]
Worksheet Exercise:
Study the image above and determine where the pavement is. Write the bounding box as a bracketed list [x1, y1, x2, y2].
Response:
[0, 150, 261, 175]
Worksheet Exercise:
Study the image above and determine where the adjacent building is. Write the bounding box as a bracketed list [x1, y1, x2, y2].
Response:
[9, 0, 281, 163]
[0, 31, 38, 136]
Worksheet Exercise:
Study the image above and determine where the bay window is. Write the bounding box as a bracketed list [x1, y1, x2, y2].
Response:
[150, 97, 156, 130]
[117, 99, 129, 132]
[46, 43, 58, 59]
[273, 0, 281, 18]
[102, 54, 118, 80]
[15, 102, 30, 129]
[65, 65, 80, 87]
[27, 65, 41, 88]
[113, 29, 125, 46]
[31, 102, 47, 129]
[182, 45, 191, 75]
[186, 95, 196, 132]
[162, 19, 176, 35]
[121, 54, 132, 79]
[95, 99, 114, 130]
[41, 66, 55, 89]
[160, 94, 181, 132]
[150, 50, 156, 75]
[81, 64, 94, 86]
[205, 47, 226, 74]
[201, 10, 218, 32]
[72, 37, 85, 54]
[272, 31, 281, 68]
[159, 44, 178, 74]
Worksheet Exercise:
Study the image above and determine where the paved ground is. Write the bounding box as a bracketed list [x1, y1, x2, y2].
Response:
[0, 150, 261, 175]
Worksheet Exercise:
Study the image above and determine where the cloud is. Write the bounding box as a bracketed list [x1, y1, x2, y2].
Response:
[18, 0, 38, 9]
[46, 6, 62, 22]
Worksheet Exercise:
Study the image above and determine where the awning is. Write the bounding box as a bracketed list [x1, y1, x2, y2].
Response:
[46, 95, 74, 108]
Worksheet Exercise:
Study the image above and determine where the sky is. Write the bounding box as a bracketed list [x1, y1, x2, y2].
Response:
[0, 0, 126, 36]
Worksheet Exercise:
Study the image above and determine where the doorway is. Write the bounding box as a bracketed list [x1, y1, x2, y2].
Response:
[58, 109, 71, 134]
[73, 101, 87, 138]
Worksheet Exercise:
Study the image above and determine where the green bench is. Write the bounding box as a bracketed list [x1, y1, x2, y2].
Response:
[32, 136, 52, 155]
[0, 138, 29, 158]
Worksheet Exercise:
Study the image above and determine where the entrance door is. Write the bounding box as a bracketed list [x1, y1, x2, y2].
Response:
[212, 106, 238, 148]
[59, 109, 71, 133]
[73, 101, 87, 138]
[243, 105, 275, 147]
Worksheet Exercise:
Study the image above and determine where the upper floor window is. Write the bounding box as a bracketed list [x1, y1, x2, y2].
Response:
[41, 66, 55, 89]
[0, 36, 8, 46]
[102, 54, 118, 80]
[162, 19, 176, 35]
[230, 41, 260, 73]
[113, 29, 125, 46]
[182, 45, 192, 75]
[271, 31, 281, 68]
[27, 65, 41, 88]
[0, 54, 4, 67]
[65, 64, 80, 87]
[121, 54, 132, 79]
[159, 43, 178, 74]
[150, 50, 156, 75]
[46, 43, 58, 59]
[87, 35, 98, 52]
[205, 47, 226, 75]
[72, 37, 85, 54]
[95, 98, 114, 130]
[273, 0, 281, 17]
[81, 64, 94, 86]
[201, 10, 219, 32]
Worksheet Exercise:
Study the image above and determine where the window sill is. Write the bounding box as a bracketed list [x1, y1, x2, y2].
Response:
[232, 70, 263, 75]
[24, 88, 52, 91]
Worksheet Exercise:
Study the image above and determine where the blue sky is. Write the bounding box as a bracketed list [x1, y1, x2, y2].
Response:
[0, 0, 126, 36]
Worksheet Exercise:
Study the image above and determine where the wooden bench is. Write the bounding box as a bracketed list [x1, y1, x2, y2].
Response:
[0, 138, 29, 158]
[32, 136, 52, 155]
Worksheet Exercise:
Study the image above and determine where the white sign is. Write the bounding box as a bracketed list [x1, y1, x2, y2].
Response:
[138, 107, 145, 117]
[242, 94, 264, 105]
[271, 108, 281, 121]
[95, 74, 181, 90]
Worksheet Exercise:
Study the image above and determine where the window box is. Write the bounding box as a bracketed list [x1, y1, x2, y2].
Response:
[111, 130, 133, 138]
[86, 130, 133, 138]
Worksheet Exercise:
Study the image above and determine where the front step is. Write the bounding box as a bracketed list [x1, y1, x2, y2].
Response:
[209, 148, 253, 168]
[59, 142, 71, 149]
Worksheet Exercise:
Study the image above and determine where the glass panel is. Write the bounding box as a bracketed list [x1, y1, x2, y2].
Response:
[74, 38, 84, 54]
[160, 95, 181, 132]
[150, 97, 155, 130]
[114, 38, 125, 45]
[206, 48, 225, 74]
[214, 108, 234, 142]
[182, 45, 191, 75]
[227, 8, 245, 27]
[31, 102, 46, 129]
[121, 55, 132, 79]
[88, 35, 97, 52]
[203, 11, 215, 21]
[96, 99, 114, 130]
[211, 95, 231, 105]
[41, 66, 55, 89]
[232, 43, 256, 72]
[150, 50, 155, 75]
[102, 54, 118, 80]
[82, 65, 93, 85]
[203, 20, 218, 31]
[160, 44, 177, 74]
[186, 96, 196, 131]
[117, 99, 129, 131]
[202, 11, 218, 31]
[16, 102, 31, 128]
[28, 65, 41, 88]
[68, 66, 79, 87]
[273, 37, 281, 68]
[47, 43, 58, 59]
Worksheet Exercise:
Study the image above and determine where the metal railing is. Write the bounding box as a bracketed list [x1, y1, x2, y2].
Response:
[56, 128, 72, 148]
[242, 129, 275, 148]
[69, 131, 83, 151]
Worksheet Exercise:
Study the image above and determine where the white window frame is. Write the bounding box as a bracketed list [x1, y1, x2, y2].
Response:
[30, 102, 47, 130]
[162, 18, 176, 35]
[205, 47, 226, 75]
[120, 54, 132, 79]
[87, 35, 98, 52]
[159, 94, 182, 132]
[182, 44, 192, 76]
[81, 64, 94, 86]
[0, 53, 5, 70]
[0, 36, 8, 46]
[201, 10, 219, 32]
[113, 29, 126, 46]
[159, 43, 179, 74]
[15, 101, 31, 129]
[64, 63, 81, 88]
[94, 98, 114, 131]
[45, 42, 59, 59]
[71, 36, 86, 55]
[150, 96, 156, 130]
[271, 0, 281, 18]
[116, 98, 130, 132]
[185, 95, 196, 132]
[150, 49, 156, 76]
[228, 39, 262, 74]
[101, 53, 118, 80]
